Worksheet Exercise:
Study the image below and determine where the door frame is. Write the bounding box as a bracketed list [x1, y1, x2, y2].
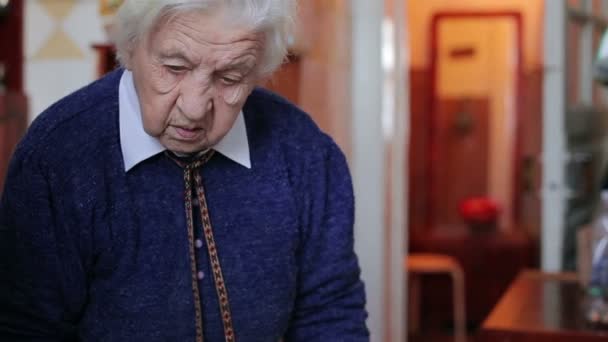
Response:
[427, 11, 524, 229]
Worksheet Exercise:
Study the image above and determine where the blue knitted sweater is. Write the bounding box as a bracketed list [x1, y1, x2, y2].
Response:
[0, 69, 368, 341]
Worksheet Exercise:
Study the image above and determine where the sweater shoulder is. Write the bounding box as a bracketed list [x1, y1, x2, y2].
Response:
[243, 87, 348, 187]
[244, 87, 333, 152]
[15, 69, 123, 164]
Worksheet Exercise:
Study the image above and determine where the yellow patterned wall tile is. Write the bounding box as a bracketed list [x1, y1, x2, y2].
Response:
[33, 28, 84, 60]
[99, 0, 124, 16]
[38, 0, 77, 20]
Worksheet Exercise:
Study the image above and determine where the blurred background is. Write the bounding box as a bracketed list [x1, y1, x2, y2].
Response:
[1, 0, 607, 341]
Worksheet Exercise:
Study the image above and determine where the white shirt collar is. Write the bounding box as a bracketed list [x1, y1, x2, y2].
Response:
[119, 70, 251, 172]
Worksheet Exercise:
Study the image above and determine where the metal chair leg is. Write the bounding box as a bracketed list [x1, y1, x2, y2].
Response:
[452, 268, 467, 342]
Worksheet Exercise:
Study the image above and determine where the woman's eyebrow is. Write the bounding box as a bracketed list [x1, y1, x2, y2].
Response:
[217, 57, 257, 72]
[158, 50, 194, 64]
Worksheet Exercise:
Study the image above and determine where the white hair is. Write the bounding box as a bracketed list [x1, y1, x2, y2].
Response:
[112, 0, 296, 76]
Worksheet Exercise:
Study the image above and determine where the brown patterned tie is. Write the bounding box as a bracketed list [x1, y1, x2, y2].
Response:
[166, 150, 235, 342]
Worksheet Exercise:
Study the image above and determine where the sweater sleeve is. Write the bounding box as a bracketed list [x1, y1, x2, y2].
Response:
[0, 147, 83, 341]
[284, 134, 369, 341]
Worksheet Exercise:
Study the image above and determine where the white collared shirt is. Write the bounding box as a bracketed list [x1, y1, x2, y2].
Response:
[118, 70, 251, 172]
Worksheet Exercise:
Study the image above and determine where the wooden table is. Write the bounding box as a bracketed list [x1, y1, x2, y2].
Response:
[410, 229, 536, 330]
[479, 269, 608, 341]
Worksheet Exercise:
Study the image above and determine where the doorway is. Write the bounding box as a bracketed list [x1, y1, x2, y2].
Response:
[426, 12, 523, 233]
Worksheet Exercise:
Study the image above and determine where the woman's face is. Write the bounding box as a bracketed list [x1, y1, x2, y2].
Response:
[128, 9, 263, 154]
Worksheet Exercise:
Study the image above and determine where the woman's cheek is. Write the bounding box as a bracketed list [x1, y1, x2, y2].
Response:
[222, 84, 249, 106]
[155, 72, 181, 94]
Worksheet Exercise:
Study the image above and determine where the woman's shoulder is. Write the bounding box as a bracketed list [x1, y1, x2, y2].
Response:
[243, 87, 347, 177]
[14, 69, 123, 167]
[244, 87, 328, 149]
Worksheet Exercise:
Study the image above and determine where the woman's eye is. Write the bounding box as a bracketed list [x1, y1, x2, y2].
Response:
[220, 76, 241, 85]
[166, 65, 187, 73]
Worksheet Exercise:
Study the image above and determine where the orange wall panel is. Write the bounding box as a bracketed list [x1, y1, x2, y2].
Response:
[407, 0, 543, 70]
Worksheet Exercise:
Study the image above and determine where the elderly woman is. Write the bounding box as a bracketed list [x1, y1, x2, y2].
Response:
[0, 1, 368, 341]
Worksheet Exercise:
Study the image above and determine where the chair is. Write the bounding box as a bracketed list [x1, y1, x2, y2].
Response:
[577, 225, 592, 287]
[406, 253, 466, 342]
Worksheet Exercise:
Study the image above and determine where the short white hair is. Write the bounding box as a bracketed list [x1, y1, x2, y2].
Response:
[112, 0, 296, 76]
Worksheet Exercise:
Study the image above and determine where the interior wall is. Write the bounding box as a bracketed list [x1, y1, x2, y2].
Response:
[25, 0, 106, 121]
[408, 0, 543, 70]
[294, 0, 352, 156]
[407, 0, 544, 236]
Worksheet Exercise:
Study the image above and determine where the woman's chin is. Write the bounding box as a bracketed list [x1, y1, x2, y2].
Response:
[161, 137, 210, 155]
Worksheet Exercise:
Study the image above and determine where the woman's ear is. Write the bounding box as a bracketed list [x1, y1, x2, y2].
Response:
[123, 48, 135, 70]
[122, 39, 141, 71]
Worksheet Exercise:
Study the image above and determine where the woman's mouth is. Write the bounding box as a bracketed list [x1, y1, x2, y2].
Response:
[174, 126, 203, 141]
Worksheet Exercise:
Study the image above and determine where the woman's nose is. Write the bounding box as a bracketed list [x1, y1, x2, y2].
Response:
[178, 74, 215, 121]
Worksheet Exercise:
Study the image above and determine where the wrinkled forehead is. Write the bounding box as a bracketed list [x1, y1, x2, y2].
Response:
[147, 8, 264, 66]
[153, 4, 265, 44]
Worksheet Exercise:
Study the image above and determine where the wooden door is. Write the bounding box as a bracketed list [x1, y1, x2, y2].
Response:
[427, 15, 522, 232]
[432, 98, 490, 228]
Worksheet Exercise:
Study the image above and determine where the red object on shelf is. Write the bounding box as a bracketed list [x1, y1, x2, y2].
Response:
[459, 197, 501, 225]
